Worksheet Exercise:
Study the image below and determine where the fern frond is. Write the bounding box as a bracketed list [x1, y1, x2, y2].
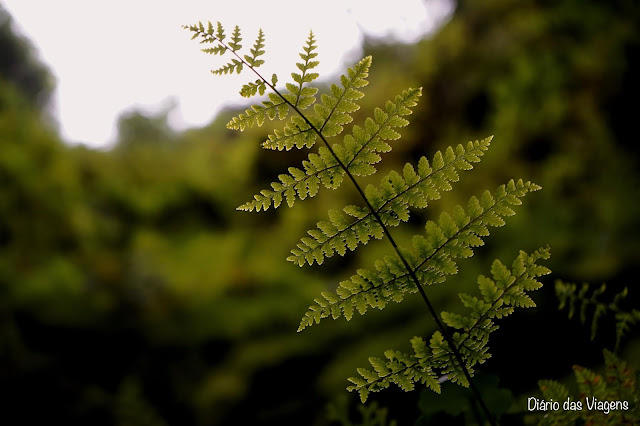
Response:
[187, 26, 548, 424]
[289, 138, 491, 266]
[555, 280, 640, 351]
[537, 350, 639, 426]
[447, 246, 551, 363]
[243, 28, 265, 67]
[348, 248, 550, 402]
[287, 31, 319, 109]
[315, 55, 370, 137]
[236, 32, 319, 127]
[340, 88, 422, 175]
[261, 56, 371, 151]
[260, 113, 320, 150]
[228, 25, 242, 51]
[239, 79, 267, 98]
[347, 336, 442, 403]
[237, 146, 345, 212]
[211, 59, 244, 76]
[228, 93, 290, 130]
[239, 88, 426, 214]
[298, 180, 541, 329]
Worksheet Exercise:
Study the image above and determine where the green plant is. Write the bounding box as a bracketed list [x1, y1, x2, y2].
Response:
[184, 22, 550, 424]
[531, 282, 640, 425]
[327, 395, 398, 426]
[536, 349, 639, 425]
[555, 280, 640, 353]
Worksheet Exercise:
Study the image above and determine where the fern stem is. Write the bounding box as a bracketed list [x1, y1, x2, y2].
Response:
[216, 40, 496, 425]
[276, 91, 496, 426]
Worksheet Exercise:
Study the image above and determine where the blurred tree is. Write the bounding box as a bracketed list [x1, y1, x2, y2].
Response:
[0, 5, 54, 113]
[115, 99, 177, 149]
[365, 0, 640, 281]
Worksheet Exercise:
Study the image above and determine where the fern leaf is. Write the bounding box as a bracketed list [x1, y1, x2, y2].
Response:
[249, 87, 428, 212]
[316, 56, 371, 137]
[243, 28, 265, 67]
[289, 138, 492, 266]
[297, 181, 542, 329]
[260, 114, 319, 150]
[447, 248, 551, 370]
[237, 147, 346, 212]
[235, 32, 320, 140]
[228, 25, 242, 51]
[555, 280, 640, 352]
[211, 58, 243, 75]
[239, 79, 267, 98]
[347, 339, 441, 403]
[261, 56, 371, 151]
[350, 248, 550, 401]
[340, 88, 423, 175]
[227, 93, 290, 130]
[214, 21, 225, 40]
[187, 26, 551, 418]
[288, 31, 319, 109]
[201, 45, 227, 55]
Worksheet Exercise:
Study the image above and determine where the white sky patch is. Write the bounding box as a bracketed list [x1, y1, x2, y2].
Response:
[3, 0, 453, 147]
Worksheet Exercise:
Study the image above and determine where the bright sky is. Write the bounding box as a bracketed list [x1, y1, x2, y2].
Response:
[3, 0, 453, 148]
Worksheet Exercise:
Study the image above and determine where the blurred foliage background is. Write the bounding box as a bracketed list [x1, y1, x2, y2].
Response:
[1, 1, 639, 424]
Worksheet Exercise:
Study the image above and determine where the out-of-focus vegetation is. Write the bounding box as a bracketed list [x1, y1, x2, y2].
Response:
[1, 1, 638, 424]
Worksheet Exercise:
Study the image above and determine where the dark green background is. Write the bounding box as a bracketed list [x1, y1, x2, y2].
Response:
[1, 1, 639, 424]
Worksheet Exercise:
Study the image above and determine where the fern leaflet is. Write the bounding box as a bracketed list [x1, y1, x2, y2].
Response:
[186, 23, 548, 424]
[237, 86, 422, 212]
[347, 247, 550, 402]
[289, 138, 491, 266]
[555, 280, 640, 351]
[298, 179, 541, 329]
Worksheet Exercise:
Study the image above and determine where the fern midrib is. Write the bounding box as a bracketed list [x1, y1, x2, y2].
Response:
[294, 49, 314, 108]
[273, 80, 496, 424]
[317, 69, 363, 134]
[317, 200, 502, 308]
[356, 359, 421, 388]
[455, 267, 532, 355]
[300, 147, 478, 256]
[343, 101, 406, 168]
[212, 38, 495, 426]
[269, 163, 341, 198]
[352, 348, 464, 392]
[265, 126, 315, 147]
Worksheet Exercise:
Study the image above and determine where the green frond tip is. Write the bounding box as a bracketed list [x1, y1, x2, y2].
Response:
[186, 23, 270, 98]
[297, 181, 542, 331]
[288, 138, 492, 267]
[228, 25, 242, 51]
[288, 31, 320, 109]
[184, 20, 227, 42]
[349, 248, 550, 401]
[243, 29, 265, 68]
[314, 56, 371, 138]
